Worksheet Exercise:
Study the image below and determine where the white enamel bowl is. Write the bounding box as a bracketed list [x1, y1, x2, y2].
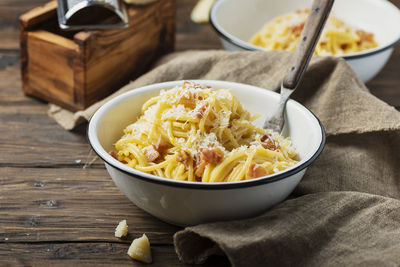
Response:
[210, 0, 400, 83]
[88, 80, 325, 226]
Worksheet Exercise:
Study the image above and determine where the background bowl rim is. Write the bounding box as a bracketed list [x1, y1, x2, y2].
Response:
[209, 0, 400, 60]
[87, 80, 326, 190]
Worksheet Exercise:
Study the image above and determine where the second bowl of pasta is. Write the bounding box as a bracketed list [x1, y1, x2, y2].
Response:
[88, 80, 325, 226]
[210, 0, 400, 82]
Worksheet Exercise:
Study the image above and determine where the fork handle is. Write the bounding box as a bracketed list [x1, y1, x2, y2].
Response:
[282, 0, 334, 89]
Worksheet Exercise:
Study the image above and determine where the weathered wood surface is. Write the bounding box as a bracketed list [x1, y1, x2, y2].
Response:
[0, 0, 399, 265]
[0, 243, 230, 266]
[0, 168, 179, 243]
[0, 244, 190, 266]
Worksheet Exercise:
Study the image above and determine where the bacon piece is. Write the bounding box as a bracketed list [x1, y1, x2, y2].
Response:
[179, 89, 198, 109]
[176, 150, 191, 163]
[260, 134, 271, 142]
[179, 96, 196, 109]
[260, 134, 280, 151]
[154, 139, 170, 154]
[109, 150, 118, 160]
[246, 164, 267, 179]
[194, 147, 224, 177]
[180, 82, 207, 108]
[262, 140, 279, 150]
[289, 22, 305, 36]
[356, 30, 374, 44]
[195, 103, 209, 119]
[201, 147, 224, 165]
[142, 145, 160, 163]
[195, 161, 207, 177]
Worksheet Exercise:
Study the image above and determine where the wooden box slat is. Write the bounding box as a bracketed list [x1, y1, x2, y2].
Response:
[20, 0, 175, 111]
[26, 30, 77, 107]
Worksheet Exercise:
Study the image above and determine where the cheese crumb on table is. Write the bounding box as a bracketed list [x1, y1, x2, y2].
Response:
[191, 0, 216, 23]
[115, 220, 128, 238]
[127, 234, 152, 263]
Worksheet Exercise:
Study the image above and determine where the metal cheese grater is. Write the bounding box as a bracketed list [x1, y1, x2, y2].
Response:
[57, 0, 129, 30]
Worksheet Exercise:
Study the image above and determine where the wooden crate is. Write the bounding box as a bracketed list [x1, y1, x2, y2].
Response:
[19, 0, 175, 111]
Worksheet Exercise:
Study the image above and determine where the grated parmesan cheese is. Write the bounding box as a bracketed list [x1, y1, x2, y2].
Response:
[127, 234, 152, 263]
[115, 220, 128, 238]
[114, 81, 299, 181]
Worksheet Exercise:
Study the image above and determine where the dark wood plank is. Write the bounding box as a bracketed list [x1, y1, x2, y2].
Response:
[0, 0, 49, 26]
[0, 243, 186, 266]
[0, 54, 97, 167]
[0, 167, 179, 243]
[0, 0, 48, 50]
[0, 243, 230, 266]
[0, 103, 101, 167]
[0, 167, 231, 265]
[0, 53, 102, 167]
[366, 45, 400, 106]
[0, 53, 94, 167]
[0, 27, 20, 51]
[175, 0, 221, 51]
[175, 28, 221, 51]
[0, 51, 31, 103]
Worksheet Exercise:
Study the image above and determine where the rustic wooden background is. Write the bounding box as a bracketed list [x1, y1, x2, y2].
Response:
[0, 0, 399, 265]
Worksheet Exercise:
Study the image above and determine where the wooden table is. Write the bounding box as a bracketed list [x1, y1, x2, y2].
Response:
[1, 0, 399, 265]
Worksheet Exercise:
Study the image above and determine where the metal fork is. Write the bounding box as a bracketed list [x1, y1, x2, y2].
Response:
[263, 0, 334, 133]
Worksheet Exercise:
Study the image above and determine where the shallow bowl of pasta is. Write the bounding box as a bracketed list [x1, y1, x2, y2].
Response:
[88, 80, 325, 226]
[210, 0, 400, 82]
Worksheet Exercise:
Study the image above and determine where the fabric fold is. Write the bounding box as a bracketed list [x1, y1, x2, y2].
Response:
[174, 192, 400, 267]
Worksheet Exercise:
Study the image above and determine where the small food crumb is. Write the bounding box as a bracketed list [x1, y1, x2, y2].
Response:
[142, 145, 160, 162]
[115, 220, 128, 238]
[127, 234, 152, 263]
[191, 0, 215, 23]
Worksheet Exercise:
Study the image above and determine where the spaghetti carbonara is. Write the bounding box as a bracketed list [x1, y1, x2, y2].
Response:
[250, 9, 378, 56]
[112, 81, 298, 182]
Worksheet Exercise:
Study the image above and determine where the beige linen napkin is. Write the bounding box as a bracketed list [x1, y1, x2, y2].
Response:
[49, 50, 400, 266]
